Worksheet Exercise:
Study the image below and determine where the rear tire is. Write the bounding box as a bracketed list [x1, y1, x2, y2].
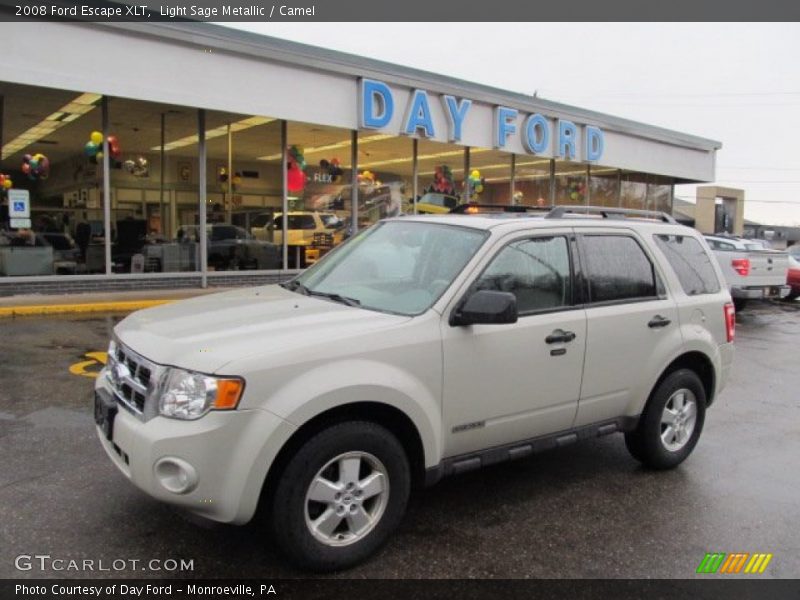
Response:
[625, 369, 706, 470]
[785, 291, 799, 302]
[270, 421, 410, 571]
[733, 298, 747, 312]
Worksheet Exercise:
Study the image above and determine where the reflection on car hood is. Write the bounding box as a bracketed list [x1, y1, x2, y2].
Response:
[114, 285, 410, 373]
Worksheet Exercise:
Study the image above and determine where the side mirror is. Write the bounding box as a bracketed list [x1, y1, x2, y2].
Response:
[450, 290, 518, 326]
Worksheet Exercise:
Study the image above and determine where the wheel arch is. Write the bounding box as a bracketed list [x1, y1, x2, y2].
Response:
[258, 401, 428, 514]
[652, 351, 717, 407]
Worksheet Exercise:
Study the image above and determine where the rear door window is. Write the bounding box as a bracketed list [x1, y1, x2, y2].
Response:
[581, 235, 658, 303]
[654, 234, 721, 295]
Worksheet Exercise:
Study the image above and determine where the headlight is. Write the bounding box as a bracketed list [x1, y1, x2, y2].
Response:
[159, 368, 244, 420]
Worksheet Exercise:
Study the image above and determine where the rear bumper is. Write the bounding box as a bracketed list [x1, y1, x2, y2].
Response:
[731, 285, 790, 299]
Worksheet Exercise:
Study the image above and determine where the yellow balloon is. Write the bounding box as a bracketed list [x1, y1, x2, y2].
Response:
[3, 179, 12, 189]
[96, 151, 104, 162]
[471, 169, 480, 179]
[90, 131, 103, 145]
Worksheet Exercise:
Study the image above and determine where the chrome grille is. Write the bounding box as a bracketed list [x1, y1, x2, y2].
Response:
[107, 341, 161, 418]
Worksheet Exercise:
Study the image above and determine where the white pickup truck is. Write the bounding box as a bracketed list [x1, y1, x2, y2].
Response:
[704, 235, 790, 311]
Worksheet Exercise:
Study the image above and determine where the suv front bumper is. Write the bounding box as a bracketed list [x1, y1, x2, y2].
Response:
[94, 371, 296, 524]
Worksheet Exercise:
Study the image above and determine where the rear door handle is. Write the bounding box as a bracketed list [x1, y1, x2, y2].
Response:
[546, 329, 576, 344]
[648, 315, 671, 328]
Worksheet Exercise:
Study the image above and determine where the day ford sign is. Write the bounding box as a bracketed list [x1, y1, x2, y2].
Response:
[359, 78, 604, 162]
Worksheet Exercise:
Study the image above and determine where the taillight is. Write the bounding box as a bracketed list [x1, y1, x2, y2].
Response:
[724, 303, 735, 342]
[731, 258, 750, 276]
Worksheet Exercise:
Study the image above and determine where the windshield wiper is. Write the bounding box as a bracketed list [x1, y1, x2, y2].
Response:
[307, 290, 361, 307]
[281, 280, 360, 306]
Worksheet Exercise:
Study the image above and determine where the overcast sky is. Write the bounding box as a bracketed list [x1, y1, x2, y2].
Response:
[224, 22, 800, 226]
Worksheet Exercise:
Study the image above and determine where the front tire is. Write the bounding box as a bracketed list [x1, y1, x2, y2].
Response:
[625, 369, 706, 470]
[270, 421, 410, 571]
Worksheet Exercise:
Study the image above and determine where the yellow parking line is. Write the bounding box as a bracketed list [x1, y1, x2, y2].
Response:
[0, 299, 173, 318]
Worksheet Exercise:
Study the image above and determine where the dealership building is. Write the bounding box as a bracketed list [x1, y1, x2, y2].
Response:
[0, 21, 721, 295]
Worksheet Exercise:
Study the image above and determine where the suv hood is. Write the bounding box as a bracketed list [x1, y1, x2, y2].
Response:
[114, 285, 411, 373]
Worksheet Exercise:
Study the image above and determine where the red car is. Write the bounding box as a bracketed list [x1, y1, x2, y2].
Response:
[787, 248, 800, 301]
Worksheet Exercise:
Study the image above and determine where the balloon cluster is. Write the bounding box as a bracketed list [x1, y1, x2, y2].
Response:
[85, 130, 121, 166]
[287, 145, 307, 193]
[21, 153, 50, 180]
[0, 174, 13, 191]
[428, 165, 455, 195]
[466, 169, 485, 198]
[123, 156, 149, 178]
[357, 170, 378, 185]
[319, 158, 344, 183]
[568, 179, 586, 203]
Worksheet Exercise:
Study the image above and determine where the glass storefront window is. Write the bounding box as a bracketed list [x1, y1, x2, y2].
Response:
[416, 139, 466, 214]
[554, 160, 588, 205]
[106, 98, 201, 273]
[514, 158, 551, 207]
[204, 112, 282, 271]
[279, 122, 354, 268]
[648, 175, 673, 214]
[354, 134, 413, 224]
[621, 171, 648, 210]
[468, 149, 511, 205]
[0, 82, 105, 276]
[589, 166, 620, 207]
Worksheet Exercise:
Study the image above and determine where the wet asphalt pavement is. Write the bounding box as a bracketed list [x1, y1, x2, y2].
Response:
[0, 300, 798, 580]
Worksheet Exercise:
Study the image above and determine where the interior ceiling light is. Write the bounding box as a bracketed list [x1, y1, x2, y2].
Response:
[257, 134, 394, 161]
[152, 116, 275, 152]
[2, 92, 101, 160]
[362, 148, 490, 171]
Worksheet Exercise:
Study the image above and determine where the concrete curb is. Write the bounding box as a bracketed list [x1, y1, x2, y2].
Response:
[0, 299, 175, 318]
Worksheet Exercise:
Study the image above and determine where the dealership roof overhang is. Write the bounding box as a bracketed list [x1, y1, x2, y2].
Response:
[0, 21, 721, 183]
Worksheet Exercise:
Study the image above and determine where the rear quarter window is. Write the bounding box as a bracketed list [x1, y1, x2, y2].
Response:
[654, 234, 721, 295]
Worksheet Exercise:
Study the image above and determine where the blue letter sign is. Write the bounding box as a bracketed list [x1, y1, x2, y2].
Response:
[360, 79, 394, 129]
[403, 90, 436, 137]
[494, 106, 518, 149]
[522, 114, 550, 154]
[442, 95, 472, 142]
[557, 120, 577, 160]
[585, 126, 604, 161]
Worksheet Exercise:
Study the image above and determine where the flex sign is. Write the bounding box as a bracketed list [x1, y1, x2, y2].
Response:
[359, 78, 604, 162]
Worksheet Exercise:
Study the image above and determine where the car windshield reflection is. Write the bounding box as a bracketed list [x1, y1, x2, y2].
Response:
[290, 221, 487, 316]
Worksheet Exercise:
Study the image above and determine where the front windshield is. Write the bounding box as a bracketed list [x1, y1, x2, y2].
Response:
[293, 221, 488, 316]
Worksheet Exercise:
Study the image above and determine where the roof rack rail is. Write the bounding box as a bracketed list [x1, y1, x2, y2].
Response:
[449, 203, 550, 214]
[545, 205, 677, 224]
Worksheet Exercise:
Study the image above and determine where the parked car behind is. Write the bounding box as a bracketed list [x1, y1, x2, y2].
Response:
[704, 234, 790, 311]
[175, 224, 280, 271]
[786, 253, 800, 301]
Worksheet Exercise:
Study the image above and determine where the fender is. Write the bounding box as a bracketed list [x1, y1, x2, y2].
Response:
[265, 358, 441, 467]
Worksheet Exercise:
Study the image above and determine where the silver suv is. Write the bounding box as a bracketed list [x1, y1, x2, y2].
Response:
[94, 206, 734, 571]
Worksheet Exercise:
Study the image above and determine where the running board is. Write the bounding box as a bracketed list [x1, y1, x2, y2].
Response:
[425, 416, 639, 486]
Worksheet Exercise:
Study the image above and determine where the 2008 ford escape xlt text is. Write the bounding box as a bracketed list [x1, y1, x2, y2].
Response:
[94, 206, 735, 571]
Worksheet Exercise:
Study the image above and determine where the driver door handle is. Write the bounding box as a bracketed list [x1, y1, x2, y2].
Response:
[545, 329, 576, 344]
[648, 315, 672, 328]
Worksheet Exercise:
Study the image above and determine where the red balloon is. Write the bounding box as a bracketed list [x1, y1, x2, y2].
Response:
[287, 167, 306, 192]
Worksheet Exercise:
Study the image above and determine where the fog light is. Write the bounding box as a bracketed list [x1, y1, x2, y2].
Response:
[154, 457, 197, 494]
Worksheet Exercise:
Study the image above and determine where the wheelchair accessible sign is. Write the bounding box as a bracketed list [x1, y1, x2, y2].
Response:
[8, 189, 31, 229]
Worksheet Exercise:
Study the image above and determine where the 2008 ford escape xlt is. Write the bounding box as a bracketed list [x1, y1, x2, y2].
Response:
[95, 206, 734, 571]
